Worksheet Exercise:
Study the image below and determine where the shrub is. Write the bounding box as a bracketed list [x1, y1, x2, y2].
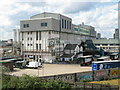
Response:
[2, 74, 71, 89]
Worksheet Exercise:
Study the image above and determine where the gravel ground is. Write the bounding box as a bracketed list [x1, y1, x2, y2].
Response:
[9, 64, 92, 77]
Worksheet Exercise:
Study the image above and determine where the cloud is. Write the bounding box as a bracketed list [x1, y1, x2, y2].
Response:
[71, 2, 118, 38]
[0, 0, 118, 40]
[62, 2, 98, 14]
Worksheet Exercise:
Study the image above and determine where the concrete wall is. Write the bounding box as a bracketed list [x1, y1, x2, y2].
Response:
[20, 18, 60, 32]
[40, 68, 120, 82]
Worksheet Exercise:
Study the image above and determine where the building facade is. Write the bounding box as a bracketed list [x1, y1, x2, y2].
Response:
[96, 33, 101, 39]
[114, 29, 119, 39]
[18, 12, 96, 61]
[92, 38, 120, 54]
[118, 2, 120, 39]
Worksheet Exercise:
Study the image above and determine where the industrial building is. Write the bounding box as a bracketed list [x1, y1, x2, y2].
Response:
[14, 12, 97, 62]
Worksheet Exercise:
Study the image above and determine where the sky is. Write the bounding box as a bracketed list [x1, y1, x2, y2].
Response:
[0, 0, 119, 40]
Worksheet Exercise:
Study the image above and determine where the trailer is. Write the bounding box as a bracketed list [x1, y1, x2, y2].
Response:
[78, 55, 93, 66]
[97, 56, 110, 61]
[92, 60, 120, 71]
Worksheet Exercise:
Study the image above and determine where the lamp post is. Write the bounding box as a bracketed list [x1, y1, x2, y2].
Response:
[59, 15, 61, 62]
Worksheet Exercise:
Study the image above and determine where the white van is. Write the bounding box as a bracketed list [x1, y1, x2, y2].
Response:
[26, 61, 42, 69]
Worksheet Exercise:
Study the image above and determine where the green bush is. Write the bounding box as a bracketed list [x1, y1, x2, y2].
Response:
[2, 74, 71, 89]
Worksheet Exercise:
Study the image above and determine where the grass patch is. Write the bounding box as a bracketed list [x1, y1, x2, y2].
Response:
[89, 79, 120, 85]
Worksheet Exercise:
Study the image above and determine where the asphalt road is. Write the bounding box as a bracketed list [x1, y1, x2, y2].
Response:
[10, 64, 92, 77]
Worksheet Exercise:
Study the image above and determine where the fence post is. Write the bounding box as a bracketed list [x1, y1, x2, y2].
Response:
[84, 83, 85, 90]
[100, 84, 102, 90]
[74, 73, 77, 82]
[92, 83, 93, 90]
[92, 70, 94, 81]
[109, 85, 111, 90]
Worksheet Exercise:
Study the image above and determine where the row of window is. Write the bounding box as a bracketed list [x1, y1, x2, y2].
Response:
[22, 44, 41, 50]
[22, 32, 41, 41]
[28, 44, 32, 46]
[23, 20, 72, 29]
[95, 44, 120, 46]
[28, 38, 32, 40]
[36, 44, 41, 50]
[41, 22, 47, 26]
[36, 32, 41, 40]
[23, 22, 47, 28]
[62, 19, 71, 30]
[28, 32, 32, 34]
[23, 24, 29, 28]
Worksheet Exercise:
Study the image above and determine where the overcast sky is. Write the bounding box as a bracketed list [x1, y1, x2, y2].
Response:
[0, 0, 119, 40]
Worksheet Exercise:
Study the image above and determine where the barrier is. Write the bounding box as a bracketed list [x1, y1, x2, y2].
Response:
[76, 71, 92, 81]
[93, 69, 109, 81]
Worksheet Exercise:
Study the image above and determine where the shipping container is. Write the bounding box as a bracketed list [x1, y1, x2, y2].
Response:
[92, 60, 120, 71]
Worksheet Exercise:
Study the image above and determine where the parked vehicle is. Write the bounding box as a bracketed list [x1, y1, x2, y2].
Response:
[92, 60, 120, 71]
[78, 55, 93, 66]
[97, 56, 110, 61]
[110, 53, 119, 60]
[26, 61, 42, 69]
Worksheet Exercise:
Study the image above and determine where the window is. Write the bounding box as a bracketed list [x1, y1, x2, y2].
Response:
[45, 23, 47, 26]
[39, 32, 41, 40]
[102, 44, 108, 46]
[67, 21, 68, 29]
[41, 22, 47, 27]
[39, 44, 41, 50]
[23, 24, 29, 28]
[28, 32, 29, 34]
[31, 44, 32, 46]
[30, 32, 32, 34]
[22, 32, 24, 40]
[36, 32, 38, 40]
[28, 44, 29, 46]
[30, 38, 32, 40]
[70, 21, 71, 29]
[28, 38, 29, 40]
[65, 20, 66, 29]
[36, 44, 38, 50]
[62, 19, 64, 28]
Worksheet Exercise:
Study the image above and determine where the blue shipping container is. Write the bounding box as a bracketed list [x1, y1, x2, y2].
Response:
[92, 60, 120, 71]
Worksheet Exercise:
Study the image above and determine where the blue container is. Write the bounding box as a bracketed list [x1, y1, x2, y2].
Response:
[92, 60, 120, 71]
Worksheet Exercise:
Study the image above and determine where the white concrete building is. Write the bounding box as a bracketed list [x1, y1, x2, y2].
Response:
[13, 29, 20, 42]
[18, 12, 96, 61]
[92, 38, 120, 53]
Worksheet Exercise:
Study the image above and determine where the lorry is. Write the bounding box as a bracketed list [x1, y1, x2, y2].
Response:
[92, 60, 120, 71]
[78, 55, 93, 66]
